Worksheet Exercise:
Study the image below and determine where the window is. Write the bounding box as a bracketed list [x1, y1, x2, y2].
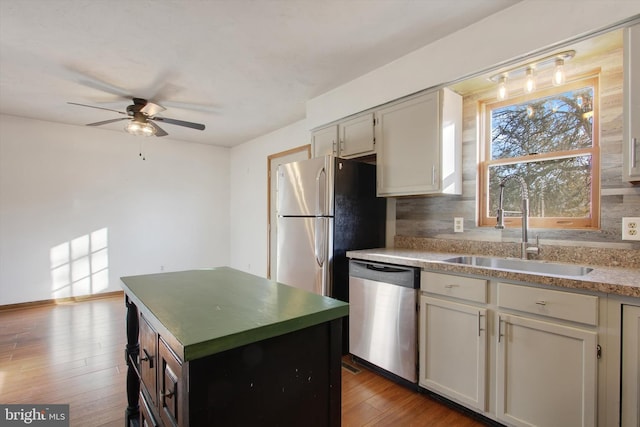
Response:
[479, 76, 600, 229]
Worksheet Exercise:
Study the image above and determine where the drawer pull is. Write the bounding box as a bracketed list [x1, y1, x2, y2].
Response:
[535, 300, 547, 306]
[161, 387, 175, 399]
[444, 284, 459, 289]
[140, 348, 154, 368]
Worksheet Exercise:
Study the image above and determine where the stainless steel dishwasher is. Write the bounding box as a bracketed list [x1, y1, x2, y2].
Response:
[349, 259, 420, 383]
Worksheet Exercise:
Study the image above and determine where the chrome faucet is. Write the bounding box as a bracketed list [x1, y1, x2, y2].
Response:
[495, 174, 539, 259]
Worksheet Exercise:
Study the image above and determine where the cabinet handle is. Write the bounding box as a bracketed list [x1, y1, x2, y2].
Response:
[444, 284, 458, 289]
[332, 140, 337, 155]
[432, 165, 436, 184]
[535, 300, 547, 306]
[140, 348, 153, 368]
[632, 137, 638, 167]
[478, 312, 484, 337]
[498, 316, 504, 343]
[161, 386, 175, 399]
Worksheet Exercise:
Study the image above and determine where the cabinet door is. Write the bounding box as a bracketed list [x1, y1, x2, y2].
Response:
[312, 125, 338, 157]
[496, 313, 597, 427]
[624, 23, 640, 181]
[419, 296, 487, 411]
[139, 314, 158, 407]
[621, 304, 640, 427]
[159, 338, 184, 427]
[338, 113, 375, 158]
[376, 92, 439, 196]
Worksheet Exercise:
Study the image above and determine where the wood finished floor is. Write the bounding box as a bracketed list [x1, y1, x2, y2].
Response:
[1, 294, 485, 426]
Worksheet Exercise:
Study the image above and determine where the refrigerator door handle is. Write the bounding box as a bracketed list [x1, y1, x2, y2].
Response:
[314, 217, 326, 267]
[315, 166, 326, 216]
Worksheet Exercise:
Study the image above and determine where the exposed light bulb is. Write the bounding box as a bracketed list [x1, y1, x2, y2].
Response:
[552, 58, 566, 86]
[497, 75, 508, 101]
[524, 67, 536, 94]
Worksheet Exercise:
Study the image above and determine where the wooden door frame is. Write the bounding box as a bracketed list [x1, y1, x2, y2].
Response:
[266, 144, 311, 279]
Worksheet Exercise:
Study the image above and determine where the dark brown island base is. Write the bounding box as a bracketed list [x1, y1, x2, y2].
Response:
[121, 267, 348, 427]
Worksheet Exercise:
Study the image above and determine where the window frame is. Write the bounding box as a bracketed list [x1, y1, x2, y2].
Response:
[478, 75, 601, 229]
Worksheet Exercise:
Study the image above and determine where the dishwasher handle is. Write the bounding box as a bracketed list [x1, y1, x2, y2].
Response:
[365, 264, 408, 274]
[349, 260, 419, 289]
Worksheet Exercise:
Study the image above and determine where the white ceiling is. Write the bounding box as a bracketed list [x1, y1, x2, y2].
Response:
[0, 0, 518, 147]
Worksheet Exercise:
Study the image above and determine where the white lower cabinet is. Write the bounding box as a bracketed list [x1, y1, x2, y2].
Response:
[419, 296, 487, 411]
[419, 271, 600, 427]
[495, 282, 598, 427]
[621, 304, 640, 427]
[496, 313, 597, 427]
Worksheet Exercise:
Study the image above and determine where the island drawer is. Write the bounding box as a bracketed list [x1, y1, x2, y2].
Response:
[497, 282, 598, 326]
[139, 314, 158, 407]
[159, 337, 184, 427]
[421, 271, 487, 303]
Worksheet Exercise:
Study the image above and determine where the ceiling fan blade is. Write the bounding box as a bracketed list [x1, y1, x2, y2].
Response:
[148, 121, 168, 137]
[151, 116, 205, 130]
[86, 118, 129, 127]
[68, 102, 127, 115]
[141, 101, 166, 116]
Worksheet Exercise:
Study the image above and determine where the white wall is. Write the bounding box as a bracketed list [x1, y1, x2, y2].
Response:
[0, 114, 230, 305]
[228, 119, 309, 277]
[307, 0, 640, 129]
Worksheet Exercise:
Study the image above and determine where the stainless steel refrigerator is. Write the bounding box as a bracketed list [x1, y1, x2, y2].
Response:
[276, 155, 386, 303]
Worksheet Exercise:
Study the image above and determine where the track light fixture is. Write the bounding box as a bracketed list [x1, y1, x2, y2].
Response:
[497, 75, 508, 101]
[489, 50, 575, 100]
[552, 58, 566, 86]
[524, 67, 536, 94]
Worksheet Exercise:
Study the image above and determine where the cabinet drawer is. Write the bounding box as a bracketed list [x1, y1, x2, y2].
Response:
[497, 282, 598, 326]
[421, 271, 487, 303]
[139, 314, 158, 407]
[159, 337, 183, 427]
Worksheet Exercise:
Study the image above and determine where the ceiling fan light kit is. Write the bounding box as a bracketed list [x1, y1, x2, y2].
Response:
[125, 120, 156, 137]
[67, 97, 206, 138]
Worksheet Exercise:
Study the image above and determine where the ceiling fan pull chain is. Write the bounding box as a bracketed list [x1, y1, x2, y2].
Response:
[139, 139, 146, 161]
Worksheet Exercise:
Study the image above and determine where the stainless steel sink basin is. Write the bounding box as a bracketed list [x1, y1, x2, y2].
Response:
[442, 256, 593, 276]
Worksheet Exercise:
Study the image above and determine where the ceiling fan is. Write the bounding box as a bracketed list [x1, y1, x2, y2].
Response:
[68, 97, 205, 137]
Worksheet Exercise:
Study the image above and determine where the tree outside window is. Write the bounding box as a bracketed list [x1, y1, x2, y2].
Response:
[480, 77, 600, 229]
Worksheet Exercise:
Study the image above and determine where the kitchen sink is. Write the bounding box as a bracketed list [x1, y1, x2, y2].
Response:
[442, 256, 593, 277]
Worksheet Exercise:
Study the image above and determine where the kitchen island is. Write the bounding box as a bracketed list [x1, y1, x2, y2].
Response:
[121, 267, 348, 427]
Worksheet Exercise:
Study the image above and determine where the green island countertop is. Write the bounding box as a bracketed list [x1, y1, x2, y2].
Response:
[121, 267, 349, 362]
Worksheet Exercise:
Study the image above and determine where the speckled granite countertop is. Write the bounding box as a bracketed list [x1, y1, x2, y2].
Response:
[347, 248, 640, 299]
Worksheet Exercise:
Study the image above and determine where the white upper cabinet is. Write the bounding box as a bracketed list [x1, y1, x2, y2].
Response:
[312, 124, 338, 157]
[338, 113, 375, 158]
[312, 114, 375, 158]
[376, 88, 462, 197]
[624, 22, 640, 182]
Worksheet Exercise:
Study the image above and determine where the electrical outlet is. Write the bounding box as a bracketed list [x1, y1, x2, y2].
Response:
[454, 217, 464, 233]
[622, 217, 640, 241]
